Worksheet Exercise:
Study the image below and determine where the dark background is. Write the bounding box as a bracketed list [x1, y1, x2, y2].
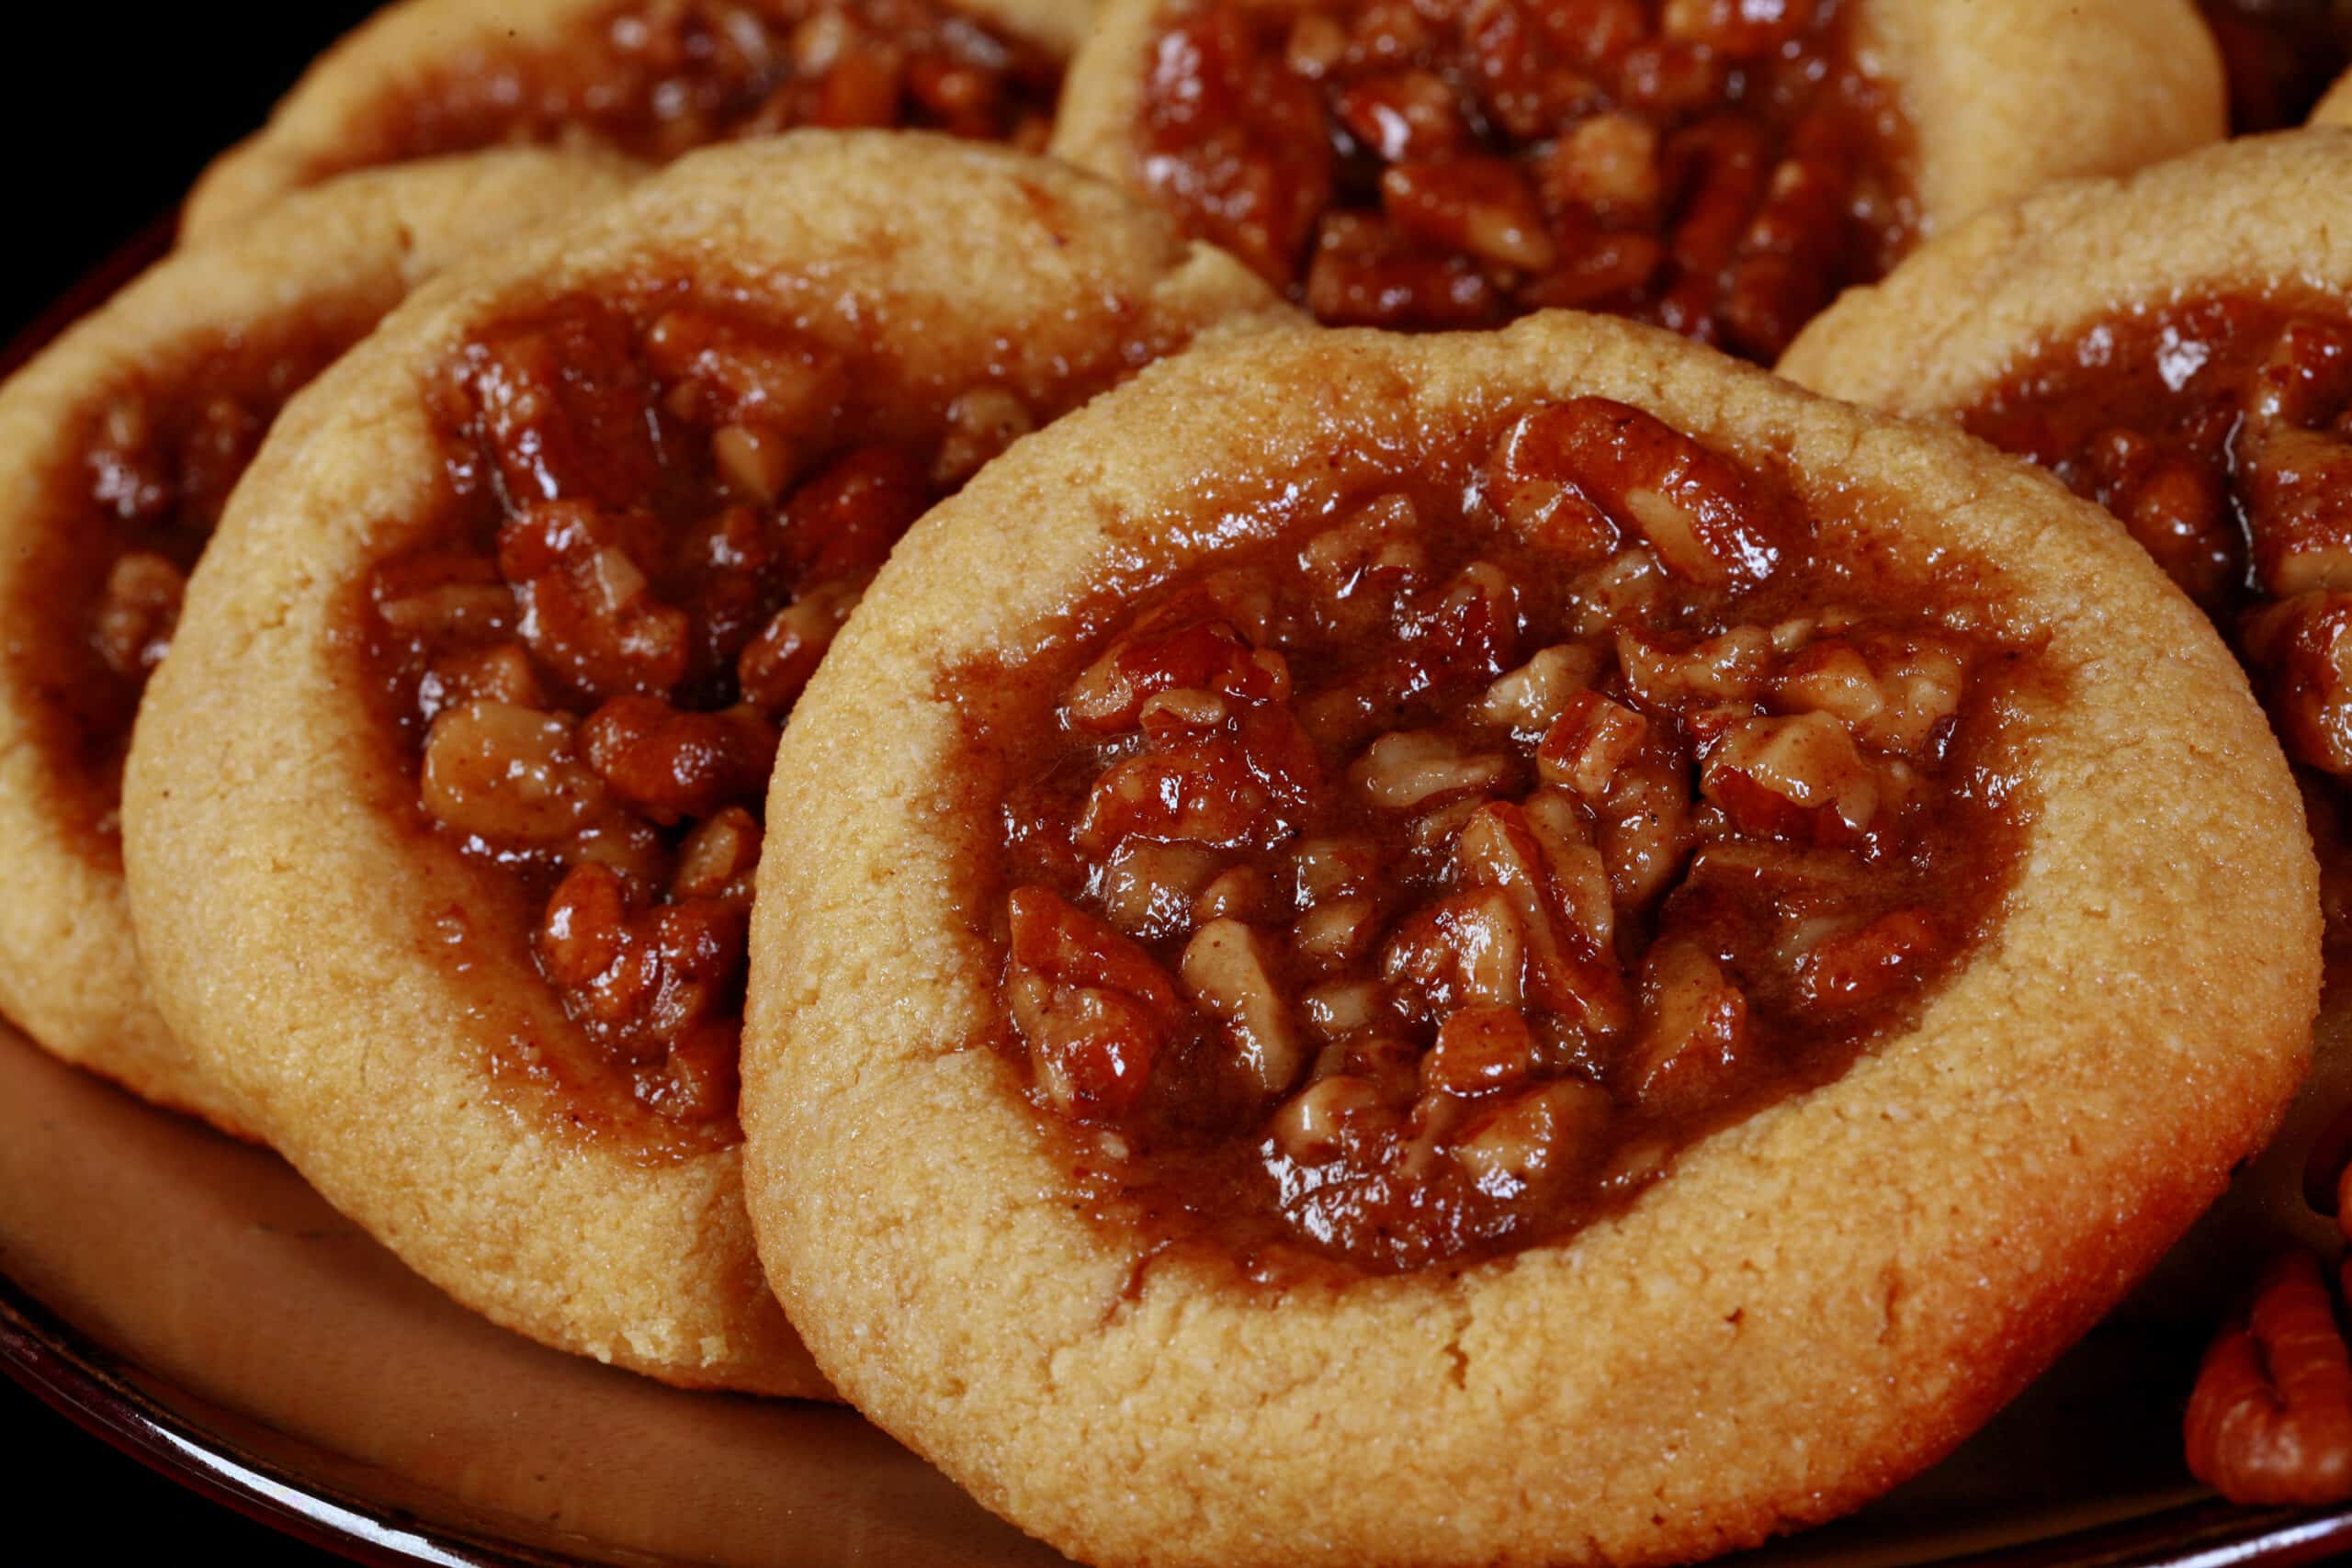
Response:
[6, 13, 382, 1560]
[9, 3, 378, 339]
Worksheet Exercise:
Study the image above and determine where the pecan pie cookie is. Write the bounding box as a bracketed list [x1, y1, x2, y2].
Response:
[1048, 0, 2224, 356]
[182, 0, 1095, 242]
[1781, 132, 2352, 817]
[0, 149, 638, 1135]
[123, 133, 1282, 1394]
[738, 313, 2318, 1566]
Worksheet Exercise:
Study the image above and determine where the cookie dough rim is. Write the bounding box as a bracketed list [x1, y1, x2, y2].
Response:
[1049, 0, 2224, 275]
[740, 312, 2318, 1566]
[181, 0, 1100, 242]
[1780, 129, 2352, 404]
[2312, 67, 2352, 128]
[124, 132, 1283, 1397]
[0, 149, 642, 1137]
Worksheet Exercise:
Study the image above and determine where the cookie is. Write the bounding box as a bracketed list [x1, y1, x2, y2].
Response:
[1781, 131, 2352, 789]
[123, 132, 1283, 1394]
[738, 312, 2318, 1565]
[1049, 0, 2224, 354]
[2315, 68, 2352, 127]
[0, 149, 639, 1135]
[182, 0, 1094, 241]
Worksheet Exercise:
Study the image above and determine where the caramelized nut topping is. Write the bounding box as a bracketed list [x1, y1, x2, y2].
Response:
[13, 331, 356, 861]
[1136, 0, 1912, 355]
[346, 0, 1062, 179]
[366, 286, 1154, 1128]
[1963, 295, 2352, 784]
[973, 396, 2036, 1273]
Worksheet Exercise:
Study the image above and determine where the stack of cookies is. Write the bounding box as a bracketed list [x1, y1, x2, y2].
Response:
[6, 0, 2351, 1560]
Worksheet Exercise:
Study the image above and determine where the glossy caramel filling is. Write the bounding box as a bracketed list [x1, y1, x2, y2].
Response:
[365, 280, 1182, 1138]
[962, 396, 2039, 1276]
[340, 0, 1063, 177]
[1134, 0, 1913, 355]
[1962, 294, 2352, 783]
[8, 321, 366, 863]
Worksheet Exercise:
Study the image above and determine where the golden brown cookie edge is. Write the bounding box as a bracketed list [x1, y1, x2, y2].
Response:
[740, 311, 2318, 1566]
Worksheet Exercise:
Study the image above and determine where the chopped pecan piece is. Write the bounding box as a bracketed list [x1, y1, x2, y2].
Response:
[422, 702, 609, 842]
[537, 861, 748, 1108]
[1181, 918, 1306, 1095]
[92, 553, 186, 678]
[1007, 886, 1181, 1119]
[1457, 801, 1629, 1036]
[1628, 940, 1753, 1111]
[1272, 1071, 1395, 1163]
[1354, 728, 1513, 809]
[1067, 584, 1286, 731]
[1384, 887, 1528, 1014]
[1536, 689, 1649, 800]
[2244, 592, 2352, 776]
[1451, 1078, 1611, 1190]
[1420, 1004, 1540, 1098]
[1479, 644, 1602, 733]
[1380, 158, 1556, 273]
[578, 695, 777, 824]
[1486, 399, 1783, 586]
[1796, 908, 1940, 1014]
[1702, 712, 1878, 843]
[737, 576, 869, 717]
[498, 501, 691, 700]
[457, 300, 662, 509]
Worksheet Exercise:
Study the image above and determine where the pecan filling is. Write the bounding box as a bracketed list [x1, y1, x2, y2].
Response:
[1962, 296, 2352, 783]
[1135, 0, 1911, 355]
[970, 398, 2036, 1275]
[2196, 0, 2352, 131]
[9, 329, 355, 861]
[367, 285, 1109, 1129]
[356, 0, 1062, 172]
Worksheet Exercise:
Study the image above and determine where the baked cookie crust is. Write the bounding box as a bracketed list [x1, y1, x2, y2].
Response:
[1051, 0, 2224, 285]
[2308, 65, 2352, 127]
[1778, 131, 2352, 411]
[123, 133, 1281, 1396]
[0, 149, 639, 1135]
[182, 0, 1098, 241]
[739, 313, 2317, 1564]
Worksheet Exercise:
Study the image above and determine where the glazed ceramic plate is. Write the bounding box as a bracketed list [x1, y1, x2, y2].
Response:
[7, 234, 2352, 1568]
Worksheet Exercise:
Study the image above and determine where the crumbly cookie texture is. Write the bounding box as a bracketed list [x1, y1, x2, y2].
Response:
[123, 132, 1283, 1397]
[2314, 67, 2352, 128]
[739, 312, 2317, 1566]
[0, 149, 639, 1137]
[1778, 130, 2352, 403]
[1052, 0, 2223, 262]
[182, 0, 1097, 241]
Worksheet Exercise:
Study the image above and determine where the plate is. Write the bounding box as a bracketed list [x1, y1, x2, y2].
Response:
[7, 229, 2352, 1568]
[4, 1011, 2349, 1568]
